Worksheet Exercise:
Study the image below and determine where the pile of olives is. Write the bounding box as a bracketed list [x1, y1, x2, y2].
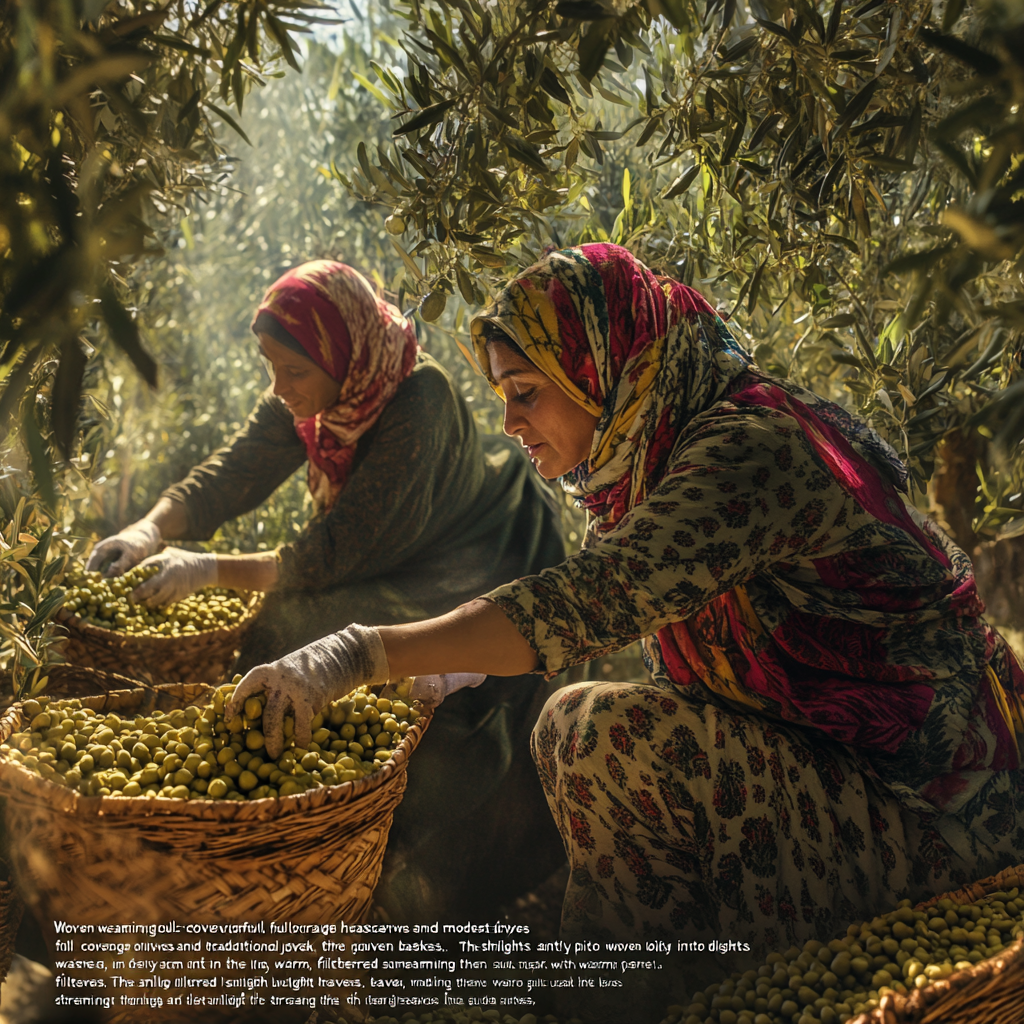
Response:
[0, 678, 421, 801]
[63, 565, 249, 636]
[663, 893, 1024, 1024]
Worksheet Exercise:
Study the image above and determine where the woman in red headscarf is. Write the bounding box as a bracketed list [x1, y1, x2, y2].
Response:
[86, 260, 569, 920]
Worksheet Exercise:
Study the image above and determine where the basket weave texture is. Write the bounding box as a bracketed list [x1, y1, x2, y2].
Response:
[56, 591, 262, 686]
[0, 664, 142, 990]
[1, 664, 151, 711]
[0, 683, 428, 928]
[849, 863, 1024, 1024]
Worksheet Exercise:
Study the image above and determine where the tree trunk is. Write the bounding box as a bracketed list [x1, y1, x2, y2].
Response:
[972, 538, 1024, 630]
[930, 429, 1024, 630]
[928, 429, 984, 553]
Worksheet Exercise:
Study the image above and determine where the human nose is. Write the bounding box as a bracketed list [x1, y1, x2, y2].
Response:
[502, 400, 526, 439]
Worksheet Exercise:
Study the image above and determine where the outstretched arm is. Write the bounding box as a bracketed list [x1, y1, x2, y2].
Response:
[378, 599, 539, 678]
[224, 600, 538, 757]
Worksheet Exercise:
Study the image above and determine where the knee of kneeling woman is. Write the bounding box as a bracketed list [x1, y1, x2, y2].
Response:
[530, 680, 639, 775]
[531, 683, 591, 776]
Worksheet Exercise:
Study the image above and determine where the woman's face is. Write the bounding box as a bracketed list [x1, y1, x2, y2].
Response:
[258, 333, 341, 419]
[488, 341, 599, 480]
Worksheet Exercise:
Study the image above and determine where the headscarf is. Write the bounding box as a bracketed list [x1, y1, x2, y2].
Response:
[471, 243, 755, 527]
[253, 260, 418, 512]
[471, 242, 907, 529]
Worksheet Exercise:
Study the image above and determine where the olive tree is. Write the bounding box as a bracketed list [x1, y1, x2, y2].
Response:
[337, 0, 1024, 621]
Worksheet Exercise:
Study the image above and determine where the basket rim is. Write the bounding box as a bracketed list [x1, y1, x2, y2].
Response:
[55, 588, 263, 647]
[0, 664, 157, 713]
[0, 686, 432, 823]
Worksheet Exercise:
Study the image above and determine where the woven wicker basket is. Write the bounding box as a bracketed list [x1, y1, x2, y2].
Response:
[849, 863, 1024, 1024]
[56, 591, 262, 686]
[0, 665, 143, 990]
[0, 683, 430, 1022]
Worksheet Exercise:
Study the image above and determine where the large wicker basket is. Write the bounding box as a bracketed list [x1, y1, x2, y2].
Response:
[56, 590, 262, 685]
[850, 863, 1024, 1024]
[0, 683, 431, 1022]
[0, 668, 141, 989]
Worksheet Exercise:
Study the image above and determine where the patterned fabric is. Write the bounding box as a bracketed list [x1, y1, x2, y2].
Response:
[253, 260, 418, 511]
[470, 241, 907, 527]
[478, 244, 1024, 844]
[531, 681, 1023, 952]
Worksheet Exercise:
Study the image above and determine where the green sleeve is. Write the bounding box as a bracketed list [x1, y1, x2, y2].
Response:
[161, 389, 306, 541]
[276, 357, 484, 591]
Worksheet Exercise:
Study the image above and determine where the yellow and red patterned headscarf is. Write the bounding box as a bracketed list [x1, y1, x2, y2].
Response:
[471, 243, 753, 528]
[254, 261, 418, 512]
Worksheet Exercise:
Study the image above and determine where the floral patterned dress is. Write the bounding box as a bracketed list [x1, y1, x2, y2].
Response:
[471, 243, 1024, 965]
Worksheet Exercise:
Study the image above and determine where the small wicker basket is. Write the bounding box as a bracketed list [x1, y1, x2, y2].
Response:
[0, 683, 430, 1022]
[850, 863, 1024, 1024]
[56, 591, 262, 686]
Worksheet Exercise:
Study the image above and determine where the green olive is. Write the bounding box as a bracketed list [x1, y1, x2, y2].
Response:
[207, 777, 228, 799]
[3, 680, 418, 802]
[65, 565, 249, 636]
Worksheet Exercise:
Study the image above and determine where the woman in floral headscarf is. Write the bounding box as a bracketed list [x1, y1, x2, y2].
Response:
[86, 260, 569, 921]
[232, 244, 1024, 1018]
[467, 243, 1023, 931]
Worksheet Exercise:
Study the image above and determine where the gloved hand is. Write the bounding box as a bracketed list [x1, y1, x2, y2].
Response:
[85, 520, 162, 577]
[131, 548, 219, 607]
[226, 624, 390, 758]
[407, 673, 487, 711]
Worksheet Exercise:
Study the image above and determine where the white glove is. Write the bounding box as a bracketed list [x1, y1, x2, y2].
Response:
[85, 520, 162, 577]
[408, 673, 487, 710]
[226, 625, 390, 758]
[131, 548, 219, 607]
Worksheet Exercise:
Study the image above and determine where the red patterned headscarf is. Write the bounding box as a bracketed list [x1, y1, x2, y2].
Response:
[471, 243, 753, 529]
[471, 244, 908, 533]
[253, 260, 418, 512]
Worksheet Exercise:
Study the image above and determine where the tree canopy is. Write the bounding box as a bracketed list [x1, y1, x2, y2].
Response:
[345, 0, 1024, 537]
[0, 0, 336, 474]
[2, 0, 1024, 691]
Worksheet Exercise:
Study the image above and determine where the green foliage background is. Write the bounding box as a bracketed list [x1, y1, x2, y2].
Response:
[69, 32, 518, 554]
[2, 0, 1024, 688]
[345, 0, 1024, 539]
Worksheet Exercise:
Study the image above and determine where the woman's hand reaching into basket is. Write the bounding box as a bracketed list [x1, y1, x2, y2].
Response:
[228, 600, 539, 758]
[226, 625, 391, 757]
[131, 547, 219, 606]
[86, 520, 162, 577]
[225, 623, 490, 757]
